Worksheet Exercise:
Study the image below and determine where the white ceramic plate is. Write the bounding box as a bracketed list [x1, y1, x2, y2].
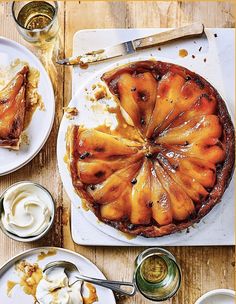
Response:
[0, 37, 54, 175]
[195, 289, 235, 304]
[0, 247, 115, 304]
[57, 55, 235, 246]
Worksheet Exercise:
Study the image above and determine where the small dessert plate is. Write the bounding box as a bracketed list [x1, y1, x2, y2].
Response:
[0, 247, 116, 304]
[0, 37, 55, 176]
[195, 289, 235, 304]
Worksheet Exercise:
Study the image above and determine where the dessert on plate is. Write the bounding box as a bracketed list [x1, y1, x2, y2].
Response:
[0, 65, 29, 150]
[7, 260, 98, 304]
[0, 60, 41, 150]
[66, 60, 235, 238]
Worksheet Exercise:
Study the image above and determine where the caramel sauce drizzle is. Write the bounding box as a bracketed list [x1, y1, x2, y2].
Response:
[179, 49, 188, 57]
[6, 280, 17, 297]
[83, 282, 98, 304]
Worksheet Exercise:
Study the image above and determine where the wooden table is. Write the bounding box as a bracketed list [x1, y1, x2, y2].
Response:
[0, 2, 235, 303]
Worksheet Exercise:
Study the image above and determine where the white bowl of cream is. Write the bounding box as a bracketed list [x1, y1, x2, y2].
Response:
[0, 181, 55, 242]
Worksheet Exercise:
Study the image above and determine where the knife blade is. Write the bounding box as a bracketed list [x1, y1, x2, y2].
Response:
[57, 22, 204, 66]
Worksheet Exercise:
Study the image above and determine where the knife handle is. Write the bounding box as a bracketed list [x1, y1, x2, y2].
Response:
[133, 22, 204, 49]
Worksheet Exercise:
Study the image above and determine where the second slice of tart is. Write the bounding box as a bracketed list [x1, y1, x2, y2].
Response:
[0, 65, 29, 150]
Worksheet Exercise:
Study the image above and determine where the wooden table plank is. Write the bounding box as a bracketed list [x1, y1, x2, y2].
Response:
[0, 1, 235, 304]
[0, 1, 65, 255]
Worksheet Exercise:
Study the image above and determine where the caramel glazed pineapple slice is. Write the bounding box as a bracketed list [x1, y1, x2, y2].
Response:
[66, 60, 235, 238]
[0, 65, 29, 150]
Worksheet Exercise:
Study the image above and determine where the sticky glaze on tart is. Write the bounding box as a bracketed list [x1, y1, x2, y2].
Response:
[66, 60, 235, 237]
[0, 65, 29, 150]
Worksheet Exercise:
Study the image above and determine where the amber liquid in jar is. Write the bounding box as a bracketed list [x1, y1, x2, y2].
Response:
[134, 249, 181, 301]
[140, 255, 168, 283]
[17, 1, 55, 30]
[15, 1, 58, 45]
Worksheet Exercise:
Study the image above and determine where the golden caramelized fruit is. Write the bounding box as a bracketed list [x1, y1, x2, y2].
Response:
[154, 161, 195, 221]
[116, 72, 157, 131]
[67, 60, 234, 237]
[130, 159, 152, 225]
[150, 168, 173, 226]
[88, 161, 142, 204]
[76, 128, 138, 159]
[100, 186, 132, 221]
[0, 65, 29, 149]
[77, 151, 144, 185]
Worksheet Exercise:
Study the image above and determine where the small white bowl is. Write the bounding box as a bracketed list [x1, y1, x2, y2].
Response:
[195, 289, 235, 304]
[0, 181, 55, 242]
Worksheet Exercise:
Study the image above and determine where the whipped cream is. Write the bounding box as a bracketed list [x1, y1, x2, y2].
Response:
[36, 267, 83, 304]
[1, 182, 53, 238]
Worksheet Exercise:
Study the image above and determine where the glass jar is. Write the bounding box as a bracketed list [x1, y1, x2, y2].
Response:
[134, 247, 181, 302]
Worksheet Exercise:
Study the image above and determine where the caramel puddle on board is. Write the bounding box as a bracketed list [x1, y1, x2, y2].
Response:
[179, 49, 188, 57]
[120, 231, 136, 240]
[82, 199, 89, 211]
[37, 248, 57, 261]
[7, 280, 18, 297]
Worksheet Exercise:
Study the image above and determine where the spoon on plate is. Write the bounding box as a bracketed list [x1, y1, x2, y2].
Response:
[43, 260, 136, 297]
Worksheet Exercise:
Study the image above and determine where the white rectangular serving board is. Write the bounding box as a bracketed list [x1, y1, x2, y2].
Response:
[71, 28, 235, 246]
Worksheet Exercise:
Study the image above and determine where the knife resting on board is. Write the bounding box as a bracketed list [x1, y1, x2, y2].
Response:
[57, 22, 204, 66]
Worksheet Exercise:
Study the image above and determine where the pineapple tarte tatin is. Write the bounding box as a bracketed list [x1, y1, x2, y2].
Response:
[66, 60, 235, 237]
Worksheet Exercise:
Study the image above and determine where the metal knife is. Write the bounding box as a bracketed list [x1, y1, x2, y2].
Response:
[57, 22, 204, 66]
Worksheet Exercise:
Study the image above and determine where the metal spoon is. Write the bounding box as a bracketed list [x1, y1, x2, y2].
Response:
[43, 260, 136, 297]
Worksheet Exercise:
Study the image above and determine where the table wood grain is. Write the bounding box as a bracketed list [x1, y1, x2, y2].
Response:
[0, 2, 235, 304]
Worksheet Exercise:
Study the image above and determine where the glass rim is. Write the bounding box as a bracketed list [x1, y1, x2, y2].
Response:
[11, 1, 58, 33]
[133, 248, 182, 302]
[135, 247, 176, 268]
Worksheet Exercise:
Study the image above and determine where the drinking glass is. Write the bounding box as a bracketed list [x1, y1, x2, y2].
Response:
[134, 247, 182, 302]
[12, 1, 59, 46]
